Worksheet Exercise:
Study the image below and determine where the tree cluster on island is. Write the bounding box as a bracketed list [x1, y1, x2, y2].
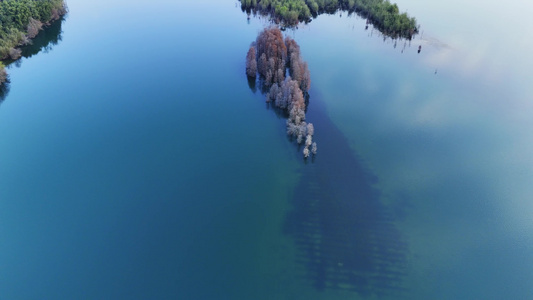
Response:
[240, 0, 418, 39]
[0, 0, 68, 84]
[246, 27, 317, 158]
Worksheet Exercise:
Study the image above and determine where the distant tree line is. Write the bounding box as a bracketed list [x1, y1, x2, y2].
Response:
[246, 27, 317, 158]
[241, 0, 312, 25]
[0, 0, 67, 84]
[240, 0, 418, 39]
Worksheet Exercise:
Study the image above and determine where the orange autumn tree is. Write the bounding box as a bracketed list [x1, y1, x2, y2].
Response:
[246, 27, 316, 158]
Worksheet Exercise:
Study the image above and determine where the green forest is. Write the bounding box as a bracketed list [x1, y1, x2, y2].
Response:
[0, 0, 67, 83]
[240, 0, 418, 39]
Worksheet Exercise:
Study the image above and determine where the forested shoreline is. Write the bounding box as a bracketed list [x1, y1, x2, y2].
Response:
[240, 0, 417, 39]
[246, 27, 317, 158]
[0, 0, 67, 84]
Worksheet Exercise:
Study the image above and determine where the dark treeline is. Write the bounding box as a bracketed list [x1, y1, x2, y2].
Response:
[246, 27, 317, 158]
[0, 0, 67, 84]
[241, 0, 312, 25]
[240, 0, 418, 39]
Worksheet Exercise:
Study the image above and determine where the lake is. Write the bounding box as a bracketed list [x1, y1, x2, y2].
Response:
[1, 0, 533, 299]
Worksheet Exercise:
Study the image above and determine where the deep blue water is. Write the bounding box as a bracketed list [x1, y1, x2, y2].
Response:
[1, 0, 533, 299]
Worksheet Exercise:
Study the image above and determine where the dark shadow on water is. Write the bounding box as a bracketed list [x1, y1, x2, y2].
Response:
[5, 16, 65, 68]
[283, 88, 409, 297]
[0, 79, 11, 106]
[247, 76, 257, 93]
[19, 16, 65, 60]
[241, 41, 409, 296]
[241, 40, 408, 295]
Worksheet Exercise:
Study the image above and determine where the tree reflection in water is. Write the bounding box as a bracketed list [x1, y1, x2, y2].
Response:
[0, 17, 65, 106]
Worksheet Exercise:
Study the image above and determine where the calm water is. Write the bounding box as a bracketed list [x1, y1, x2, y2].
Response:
[1, 0, 533, 299]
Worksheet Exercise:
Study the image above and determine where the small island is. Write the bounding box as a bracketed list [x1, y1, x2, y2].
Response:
[0, 0, 68, 84]
[240, 0, 418, 39]
[246, 27, 317, 158]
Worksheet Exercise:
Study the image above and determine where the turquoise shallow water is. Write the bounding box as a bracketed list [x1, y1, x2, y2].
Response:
[1, 0, 533, 299]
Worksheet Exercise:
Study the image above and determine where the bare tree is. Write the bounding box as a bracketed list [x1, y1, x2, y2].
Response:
[255, 27, 287, 86]
[300, 61, 311, 91]
[258, 53, 267, 78]
[246, 28, 317, 158]
[287, 120, 298, 136]
[9, 48, 21, 60]
[285, 36, 310, 92]
[27, 18, 43, 39]
[303, 147, 310, 158]
[305, 134, 312, 147]
[307, 123, 314, 136]
[246, 45, 257, 77]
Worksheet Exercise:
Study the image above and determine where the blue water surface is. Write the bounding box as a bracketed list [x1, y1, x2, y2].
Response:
[1, 0, 533, 299]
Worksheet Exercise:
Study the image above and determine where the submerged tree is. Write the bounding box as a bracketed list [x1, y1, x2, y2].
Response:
[246, 44, 257, 77]
[246, 27, 317, 158]
[254, 27, 287, 87]
[285, 36, 310, 92]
